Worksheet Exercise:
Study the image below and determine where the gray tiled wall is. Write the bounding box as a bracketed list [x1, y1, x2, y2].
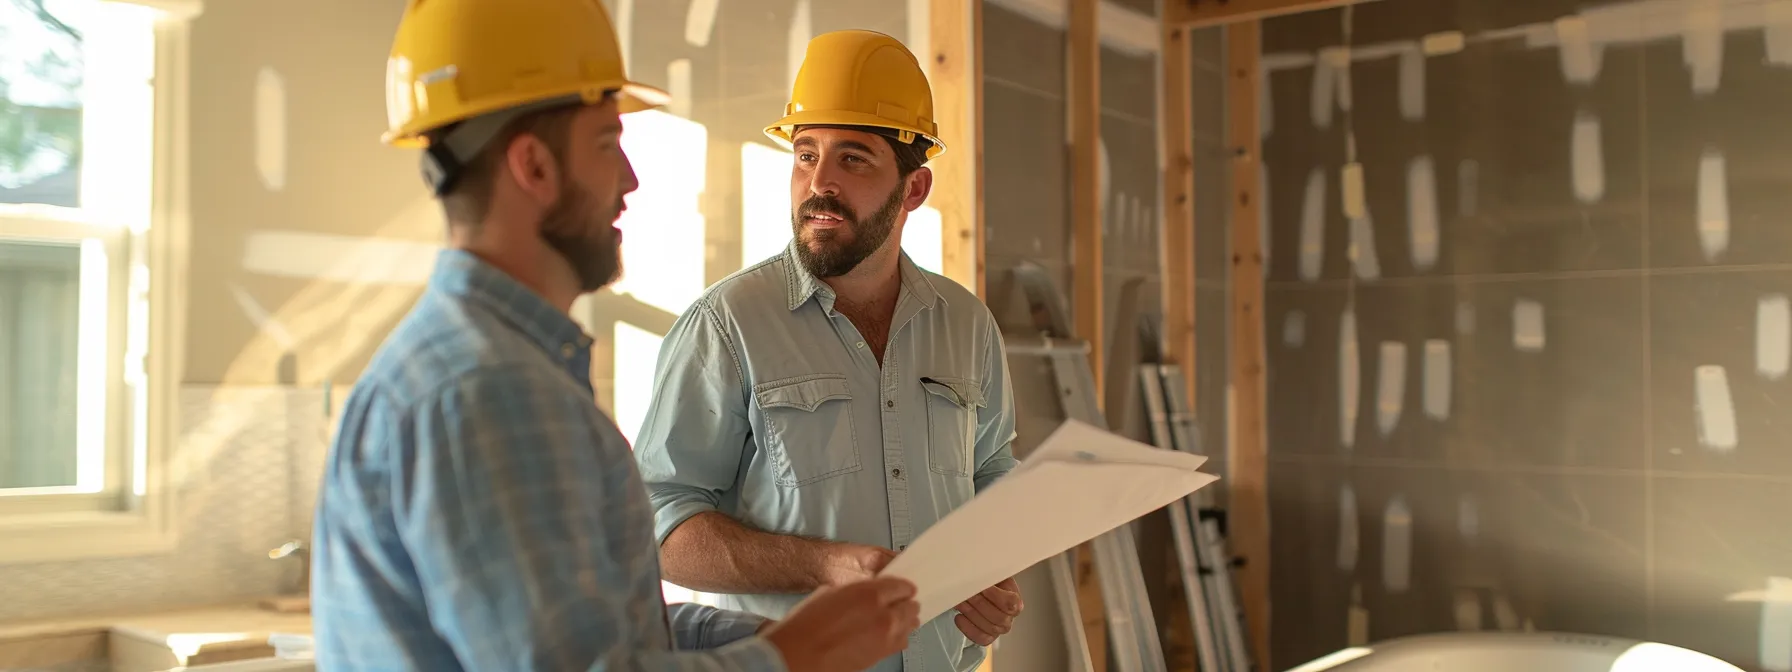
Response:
[1261, 1, 1792, 670]
[0, 387, 330, 623]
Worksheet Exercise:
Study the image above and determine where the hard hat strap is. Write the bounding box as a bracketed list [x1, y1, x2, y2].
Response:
[420, 94, 587, 196]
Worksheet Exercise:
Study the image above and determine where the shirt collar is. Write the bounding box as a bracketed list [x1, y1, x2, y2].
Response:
[782, 241, 944, 312]
[428, 249, 595, 371]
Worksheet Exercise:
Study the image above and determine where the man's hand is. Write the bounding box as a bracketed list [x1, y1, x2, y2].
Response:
[816, 542, 897, 587]
[953, 577, 1023, 646]
[763, 577, 921, 672]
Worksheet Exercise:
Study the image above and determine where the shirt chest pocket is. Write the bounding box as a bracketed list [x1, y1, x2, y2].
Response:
[754, 374, 862, 488]
[921, 376, 984, 477]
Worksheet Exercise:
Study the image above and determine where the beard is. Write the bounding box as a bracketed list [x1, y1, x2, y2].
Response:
[539, 177, 623, 293]
[791, 180, 906, 278]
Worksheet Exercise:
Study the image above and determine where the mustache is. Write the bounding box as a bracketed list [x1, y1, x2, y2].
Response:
[797, 194, 858, 223]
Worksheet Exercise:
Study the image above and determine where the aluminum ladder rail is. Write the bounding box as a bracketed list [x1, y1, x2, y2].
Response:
[1001, 262, 1167, 672]
[1147, 363, 1254, 671]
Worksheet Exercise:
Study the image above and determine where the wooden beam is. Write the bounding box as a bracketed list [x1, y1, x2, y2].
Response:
[1166, 0, 1377, 29]
[1224, 20, 1272, 671]
[1069, 0, 1107, 668]
[928, 1, 992, 667]
[1156, 21, 1199, 671]
[931, 0, 985, 297]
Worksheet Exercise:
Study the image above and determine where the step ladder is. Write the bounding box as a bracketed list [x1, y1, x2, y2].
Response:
[1000, 262, 1167, 672]
[1134, 319, 1254, 672]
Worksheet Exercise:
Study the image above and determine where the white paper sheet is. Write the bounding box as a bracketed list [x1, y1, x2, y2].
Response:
[878, 419, 1220, 623]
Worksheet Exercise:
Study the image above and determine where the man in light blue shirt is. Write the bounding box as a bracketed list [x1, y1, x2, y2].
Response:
[310, 4, 921, 671]
[634, 30, 1023, 672]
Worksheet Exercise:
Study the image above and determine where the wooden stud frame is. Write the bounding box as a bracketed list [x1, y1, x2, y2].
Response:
[1224, 20, 1272, 671]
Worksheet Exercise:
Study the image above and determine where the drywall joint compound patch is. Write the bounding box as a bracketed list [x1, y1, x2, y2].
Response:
[1770, 2, 1792, 66]
[1457, 159, 1479, 217]
[1695, 364, 1738, 453]
[254, 67, 286, 193]
[1284, 310, 1307, 348]
[1555, 15, 1602, 84]
[1684, 2, 1725, 96]
[1421, 31, 1465, 55]
[1398, 48, 1425, 121]
[1300, 167, 1327, 281]
[1350, 213, 1381, 280]
[1382, 495, 1413, 593]
[1377, 341, 1408, 436]
[1424, 339, 1452, 420]
[1408, 155, 1440, 270]
[684, 0, 719, 47]
[1513, 299, 1546, 352]
[1572, 111, 1606, 204]
[1761, 576, 1792, 672]
[1759, 294, 1790, 380]
[1699, 147, 1731, 262]
[1337, 483, 1359, 571]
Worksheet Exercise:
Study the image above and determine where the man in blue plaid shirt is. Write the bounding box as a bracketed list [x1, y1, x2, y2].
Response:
[309, 1, 920, 670]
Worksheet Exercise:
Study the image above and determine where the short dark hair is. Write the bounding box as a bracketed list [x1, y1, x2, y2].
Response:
[434, 105, 581, 225]
[884, 135, 931, 179]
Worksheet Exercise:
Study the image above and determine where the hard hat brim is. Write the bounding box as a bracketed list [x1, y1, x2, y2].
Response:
[385, 78, 671, 149]
[764, 109, 946, 159]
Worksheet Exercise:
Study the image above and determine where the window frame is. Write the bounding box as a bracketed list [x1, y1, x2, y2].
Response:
[0, 0, 199, 564]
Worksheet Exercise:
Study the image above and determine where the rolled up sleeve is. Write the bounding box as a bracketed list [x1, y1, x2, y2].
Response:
[973, 316, 1020, 493]
[634, 299, 754, 545]
[393, 366, 785, 671]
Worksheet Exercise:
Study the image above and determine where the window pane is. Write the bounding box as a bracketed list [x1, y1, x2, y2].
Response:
[0, 0, 88, 208]
[0, 239, 80, 488]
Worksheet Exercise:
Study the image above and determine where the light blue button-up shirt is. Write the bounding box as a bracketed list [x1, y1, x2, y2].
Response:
[634, 244, 1020, 672]
[311, 249, 787, 671]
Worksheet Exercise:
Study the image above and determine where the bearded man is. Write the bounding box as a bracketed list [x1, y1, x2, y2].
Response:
[632, 30, 1024, 672]
[310, 6, 924, 670]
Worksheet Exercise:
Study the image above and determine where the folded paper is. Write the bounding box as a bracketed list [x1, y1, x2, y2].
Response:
[879, 419, 1221, 623]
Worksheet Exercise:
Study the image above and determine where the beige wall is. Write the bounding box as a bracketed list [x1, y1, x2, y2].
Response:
[184, 0, 433, 386]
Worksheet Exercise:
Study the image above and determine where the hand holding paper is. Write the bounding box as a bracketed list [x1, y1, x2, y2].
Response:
[879, 419, 1221, 623]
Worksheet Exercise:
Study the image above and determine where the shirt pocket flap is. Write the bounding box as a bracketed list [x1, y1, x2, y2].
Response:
[921, 376, 986, 409]
[755, 375, 852, 412]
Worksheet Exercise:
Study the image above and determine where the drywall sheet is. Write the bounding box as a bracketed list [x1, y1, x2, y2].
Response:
[879, 419, 1218, 623]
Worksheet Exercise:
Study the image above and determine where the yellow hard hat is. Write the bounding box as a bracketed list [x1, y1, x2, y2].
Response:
[765, 30, 946, 159]
[382, 0, 668, 149]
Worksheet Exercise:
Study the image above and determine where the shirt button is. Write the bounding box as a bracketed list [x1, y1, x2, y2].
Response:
[891, 467, 902, 478]
[857, 341, 865, 348]
[899, 544, 908, 551]
[885, 400, 895, 408]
